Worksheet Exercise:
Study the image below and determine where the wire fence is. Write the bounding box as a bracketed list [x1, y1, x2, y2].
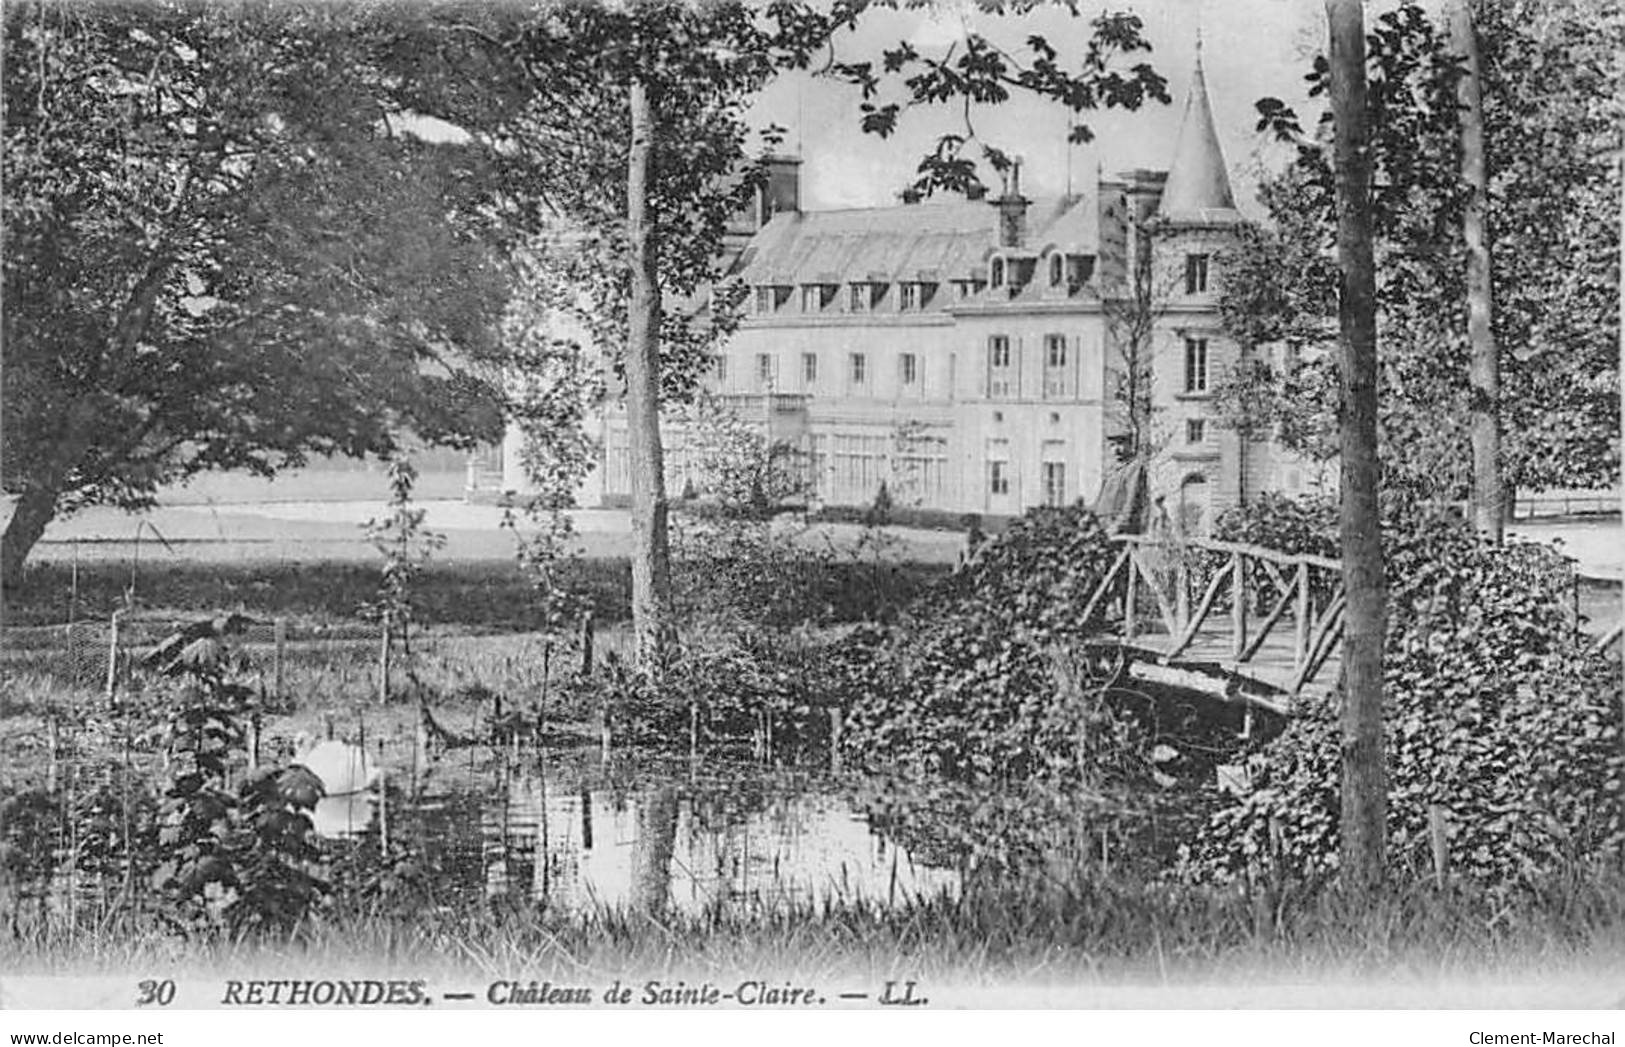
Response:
[0, 613, 568, 710]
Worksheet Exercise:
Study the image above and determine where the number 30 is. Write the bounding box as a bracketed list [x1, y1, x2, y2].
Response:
[136, 980, 176, 1006]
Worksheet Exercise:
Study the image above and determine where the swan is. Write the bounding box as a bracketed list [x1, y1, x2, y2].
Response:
[292, 732, 380, 797]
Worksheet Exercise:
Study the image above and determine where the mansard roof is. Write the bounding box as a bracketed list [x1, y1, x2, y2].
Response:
[737, 195, 1093, 288]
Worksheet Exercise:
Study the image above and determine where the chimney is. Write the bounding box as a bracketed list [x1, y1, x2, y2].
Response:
[758, 154, 801, 225]
[994, 157, 1029, 248]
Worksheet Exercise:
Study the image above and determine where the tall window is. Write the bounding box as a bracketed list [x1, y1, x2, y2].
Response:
[1184, 253, 1210, 294]
[833, 434, 887, 499]
[989, 461, 1010, 496]
[755, 286, 776, 313]
[987, 439, 1011, 498]
[755, 352, 774, 388]
[848, 284, 868, 313]
[1184, 337, 1209, 394]
[850, 352, 867, 388]
[1042, 461, 1067, 507]
[900, 283, 919, 311]
[1186, 418, 1207, 444]
[801, 285, 823, 312]
[802, 352, 818, 386]
[1042, 334, 1071, 399]
[991, 258, 1006, 288]
[713, 354, 728, 384]
[900, 353, 918, 386]
[1049, 254, 1064, 286]
[987, 335, 1014, 398]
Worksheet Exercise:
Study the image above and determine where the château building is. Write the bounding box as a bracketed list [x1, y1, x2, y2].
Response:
[483, 52, 1310, 532]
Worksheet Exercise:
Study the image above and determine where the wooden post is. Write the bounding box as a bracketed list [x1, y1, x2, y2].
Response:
[1294, 563, 1310, 672]
[377, 611, 391, 705]
[1123, 555, 1138, 642]
[828, 708, 843, 773]
[579, 611, 595, 676]
[1175, 560, 1190, 633]
[1428, 803, 1449, 888]
[1230, 552, 1247, 662]
[378, 741, 389, 852]
[46, 714, 60, 794]
[273, 618, 286, 705]
[539, 641, 552, 746]
[413, 711, 428, 787]
[104, 611, 121, 706]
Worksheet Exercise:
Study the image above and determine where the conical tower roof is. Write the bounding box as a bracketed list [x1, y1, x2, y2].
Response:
[1158, 45, 1242, 225]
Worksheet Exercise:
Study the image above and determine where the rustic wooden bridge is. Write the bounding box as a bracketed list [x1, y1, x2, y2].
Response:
[1079, 534, 1347, 717]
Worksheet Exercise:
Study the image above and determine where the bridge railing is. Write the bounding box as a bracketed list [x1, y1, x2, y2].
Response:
[1080, 534, 1348, 697]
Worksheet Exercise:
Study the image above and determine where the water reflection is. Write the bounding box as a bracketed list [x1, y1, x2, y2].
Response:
[312, 792, 376, 838]
[324, 748, 959, 916]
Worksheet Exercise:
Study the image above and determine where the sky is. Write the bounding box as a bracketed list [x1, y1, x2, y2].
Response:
[746, 0, 1340, 215]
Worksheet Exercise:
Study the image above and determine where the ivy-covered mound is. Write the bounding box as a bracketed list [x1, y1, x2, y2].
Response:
[1184, 509, 1625, 891]
[840, 504, 1148, 785]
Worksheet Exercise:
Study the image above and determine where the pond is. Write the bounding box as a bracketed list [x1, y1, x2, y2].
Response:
[312, 746, 962, 916]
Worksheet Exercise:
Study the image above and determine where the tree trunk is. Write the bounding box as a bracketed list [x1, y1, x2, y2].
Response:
[1, 482, 62, 592]
[1325, 0, 1389, 895]
[1451, 0, 1505, 541]
[625, 75, 674, 671]
[630, 784, 679, 917]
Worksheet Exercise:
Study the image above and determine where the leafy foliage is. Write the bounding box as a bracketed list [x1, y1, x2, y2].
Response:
[361, 458, 447, 665]
[1, 2, 507, 583]
[1184, 511, 1625, 892]
[842, 504, 1143, 782]
[1221, 0, 1621, 498]
[146, 629, 328, 934]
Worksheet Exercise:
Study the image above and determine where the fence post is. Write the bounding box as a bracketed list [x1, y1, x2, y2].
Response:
[377, 611, 391, 705]
[1230, 552, 1247, 662]
[1294, 563, 1310, 673]
[47, 714, 60, 794]
[378, 742, 390, 853]
[1175, 559, 1190, 633]
[1428, 803, 1450, 888]
[579, 611, 595, 676]
[104, 611, 122, 706]
[273, 618, 287, 705]
[1123, 554, 1138, 642]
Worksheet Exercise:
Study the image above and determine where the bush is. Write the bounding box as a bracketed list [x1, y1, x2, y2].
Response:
[1183, 509, 1625, 892]
[583, 626, 848, 755]
[842, 503, 1144, 783]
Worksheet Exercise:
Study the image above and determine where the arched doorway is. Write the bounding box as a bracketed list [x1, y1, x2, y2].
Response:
[1177, 473, 1211, 537]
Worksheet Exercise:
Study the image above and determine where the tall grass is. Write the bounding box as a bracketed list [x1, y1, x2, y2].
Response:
[11, 868, 1625, 987]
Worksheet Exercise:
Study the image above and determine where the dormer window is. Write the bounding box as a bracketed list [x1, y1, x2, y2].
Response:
[990, 258, 1005, 289]
[850, 282, 888, 312]
[1049, 254, 1064, 287]
[898, 282, 938, 311]
[1068, 254, 1096, 287]
[801, 284, 835, 312]
[755, 285, 791, 313]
